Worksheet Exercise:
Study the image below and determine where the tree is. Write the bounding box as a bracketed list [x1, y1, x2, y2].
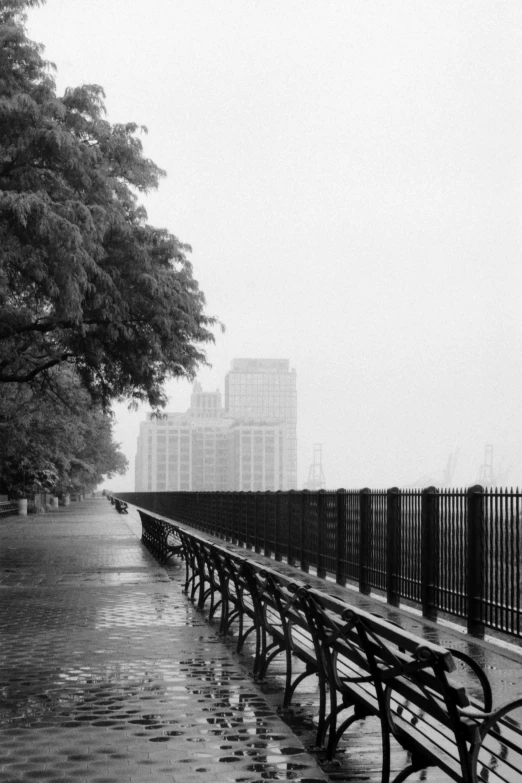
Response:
[0, 1, 217, 408]
[0, 366, 128, 497]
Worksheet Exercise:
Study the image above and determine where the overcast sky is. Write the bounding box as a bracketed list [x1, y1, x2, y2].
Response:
[27, 0, 522, 490]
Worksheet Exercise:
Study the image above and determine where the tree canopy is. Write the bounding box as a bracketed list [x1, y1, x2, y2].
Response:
[0, 0, 217, 408]
[0, 366, 128, 497]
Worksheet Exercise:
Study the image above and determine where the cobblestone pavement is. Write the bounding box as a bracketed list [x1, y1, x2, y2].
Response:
[2, 499, 522, 783]
[0, 499, 328, 783]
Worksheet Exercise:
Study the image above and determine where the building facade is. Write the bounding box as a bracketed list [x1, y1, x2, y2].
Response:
[135, 360, 297, 492]
[225, 359, 297, 491]
[134, 384, 230, 492]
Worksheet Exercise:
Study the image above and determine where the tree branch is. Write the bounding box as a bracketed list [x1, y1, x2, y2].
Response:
[0, 354, 72, 383]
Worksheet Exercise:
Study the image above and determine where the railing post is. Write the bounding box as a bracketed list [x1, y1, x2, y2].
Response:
[275, 490, 282, 562]
[239, 492, 245, 545]
[317, 489, 326, 579]
[225, 492, 231, 541]
[226, 493, 231, 541]
[264, 492, 271, 559]
[467, 485, 485, 638]
[421, 486, 439, 622]
[229, 492, 237, 542]
[244, 491, 250, 548]
[254, 492, 261, 553]
[194, 492, 199, 530]
[288, 490, 296, 567]
[386, 487, 400, 607]
[216, 493, 220, 537]
[301, 489, 310, 573]
[359, 488, 371, 595]
[220, 493, 226, 540]
[336, 488, 347, 586]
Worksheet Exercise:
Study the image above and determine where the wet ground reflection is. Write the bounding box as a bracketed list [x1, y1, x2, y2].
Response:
[0, 506, 328, 782]
[3, 502, 522, 783]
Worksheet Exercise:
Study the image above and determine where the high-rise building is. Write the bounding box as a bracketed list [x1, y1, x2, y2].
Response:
[134, 383, 229, 492]
[135, 360, 297, 491]
[224, 359, 297, 490]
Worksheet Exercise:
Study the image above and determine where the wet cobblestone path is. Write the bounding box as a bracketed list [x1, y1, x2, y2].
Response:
[3, 500, 522, 783]
[0, 500, 327, 783]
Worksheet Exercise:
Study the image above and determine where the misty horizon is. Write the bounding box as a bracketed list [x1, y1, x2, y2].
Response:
[27, 1, 522, 492]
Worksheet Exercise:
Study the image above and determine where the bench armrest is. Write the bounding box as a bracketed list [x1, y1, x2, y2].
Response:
[448, 648, 493, 713]
[470, 696, 522, 781]
[475, 696, 522, 740]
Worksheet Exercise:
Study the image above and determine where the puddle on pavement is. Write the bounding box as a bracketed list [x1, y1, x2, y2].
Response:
[1, 526, 326, 779]
[60, 571, 170, 585]
[0, 646, 325, 782]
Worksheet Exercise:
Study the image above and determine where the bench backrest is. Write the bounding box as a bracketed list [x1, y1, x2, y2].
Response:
[306, 588, 484, 779]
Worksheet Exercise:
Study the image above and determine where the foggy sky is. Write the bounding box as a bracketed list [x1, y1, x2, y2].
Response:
[27, 1, 522, 490]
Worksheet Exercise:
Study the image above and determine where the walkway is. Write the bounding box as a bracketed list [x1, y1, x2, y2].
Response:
[0, 500, 327, 783]
[1, 499, 522, 783]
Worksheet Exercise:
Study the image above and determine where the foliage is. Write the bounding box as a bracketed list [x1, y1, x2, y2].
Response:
[0, 366, 128, 497]
[0, 0, 217, 408]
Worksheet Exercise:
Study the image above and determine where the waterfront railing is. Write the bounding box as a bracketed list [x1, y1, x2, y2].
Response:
[113, 486, 522, 639]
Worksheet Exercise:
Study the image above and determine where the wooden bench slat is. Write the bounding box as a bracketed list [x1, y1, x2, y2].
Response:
[390, 711, 465, 780]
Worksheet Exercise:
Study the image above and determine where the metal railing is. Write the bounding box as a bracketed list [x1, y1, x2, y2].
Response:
[0, 500, 19, 519]
[112, 486, 522, 639]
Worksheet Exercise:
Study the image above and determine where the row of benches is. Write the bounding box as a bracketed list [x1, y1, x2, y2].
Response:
[135, 506, 522, 783]
[108, 496, 128, 514]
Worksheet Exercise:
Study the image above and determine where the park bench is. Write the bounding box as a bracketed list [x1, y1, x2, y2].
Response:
[210, 545, 263, 671]
[253, 567, 329, 748]
[139, 511, 183, 565]
[177, 530, 224, 623]
[177, 530, 264, 673]
[299, 587, 522, 783]
[139, 518, 262, 668]
[130, 508, 522, 783]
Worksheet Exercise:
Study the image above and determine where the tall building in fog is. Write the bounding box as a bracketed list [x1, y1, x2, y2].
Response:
[135, 359, 297, 491]
[134, 384, 230, 492]
[225, 359, 297, 490]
